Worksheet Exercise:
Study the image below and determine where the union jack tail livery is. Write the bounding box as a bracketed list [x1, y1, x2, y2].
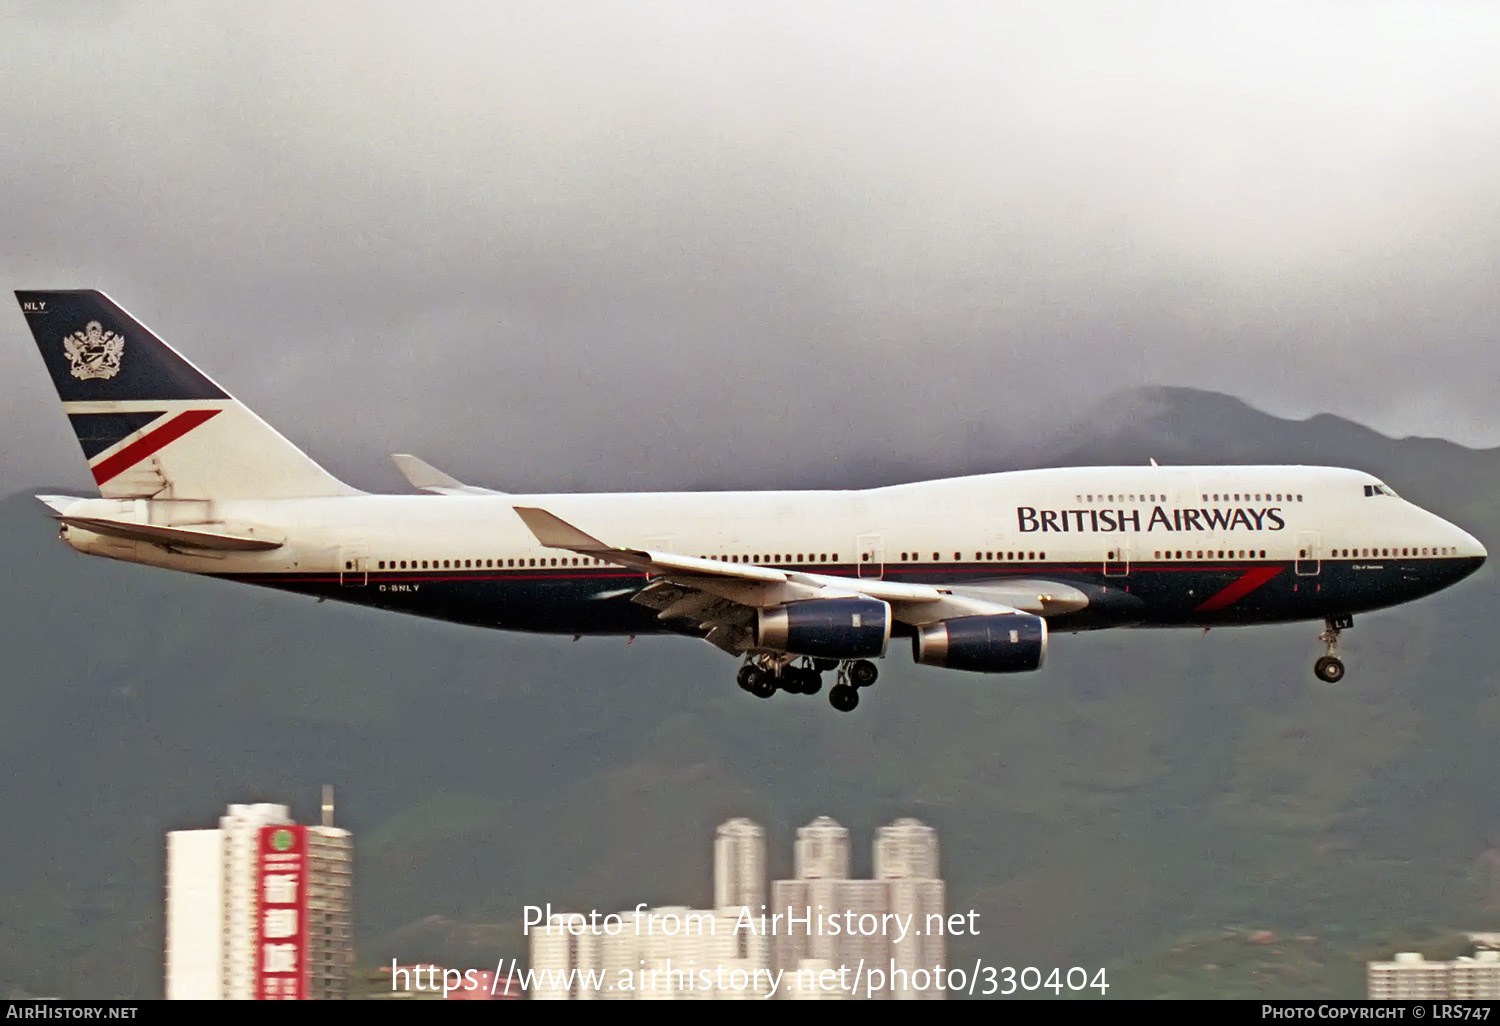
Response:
[15, 290, 356, 501]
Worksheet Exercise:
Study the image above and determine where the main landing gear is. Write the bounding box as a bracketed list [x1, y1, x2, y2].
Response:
[1314, 615, 1352, 683]
[737, 656, 879, 712]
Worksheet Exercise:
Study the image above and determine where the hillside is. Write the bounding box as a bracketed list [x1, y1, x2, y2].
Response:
[0, 386, 1496, 998]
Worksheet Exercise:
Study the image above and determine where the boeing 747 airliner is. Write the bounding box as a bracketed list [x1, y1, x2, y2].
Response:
[14, 291, 1488, 711]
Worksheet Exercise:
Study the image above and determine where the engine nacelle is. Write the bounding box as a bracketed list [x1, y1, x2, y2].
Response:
[756, 598, 891, 659]
[913, 613, 1047, 673]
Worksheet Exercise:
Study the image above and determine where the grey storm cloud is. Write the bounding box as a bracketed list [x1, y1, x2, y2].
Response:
[2, 2, 1499, 495]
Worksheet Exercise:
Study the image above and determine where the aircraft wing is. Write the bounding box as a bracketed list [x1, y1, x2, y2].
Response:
[512, 506, 1078, 654]
[392, 454, 506, 496]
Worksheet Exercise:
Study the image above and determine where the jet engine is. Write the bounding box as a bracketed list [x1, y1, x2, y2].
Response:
[756, 598, 891, 659]
[913, 613, 1047, 673]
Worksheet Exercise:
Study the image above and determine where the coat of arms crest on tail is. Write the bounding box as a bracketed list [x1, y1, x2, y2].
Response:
[62, 321, 124, 380]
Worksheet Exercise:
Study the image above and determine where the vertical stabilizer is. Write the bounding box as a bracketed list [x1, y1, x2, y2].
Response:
[15, 290, 358, 500]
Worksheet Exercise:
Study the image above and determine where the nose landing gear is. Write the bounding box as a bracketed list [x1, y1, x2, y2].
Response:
[1314, 615, 1352, 683]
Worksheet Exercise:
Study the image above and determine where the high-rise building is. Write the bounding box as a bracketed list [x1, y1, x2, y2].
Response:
[528, 815, 949, 1000]
[1450, 952, 1500, 999]
[714, 818, 766, 911]
[1368, 952, 1455, 999]
[1369, 949, 1500, 1000]
[793, 817, 851, 880]
[530, 907, 769, 999]
[874, 818, 940, 880]
[165, 828, 226, 1000]
[165, 790, 352, 1000]
[220, 803, 294, 999]
[876, 819, 946, 999]
[772, 817, 947, 1000]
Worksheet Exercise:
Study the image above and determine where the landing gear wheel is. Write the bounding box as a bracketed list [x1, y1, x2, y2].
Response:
[829, 684, 860, 712]
[1313, 656, 1345, 684]
[780, 668, 807, 695]
[736, 665, 757, 692]
[801, 672, 823, 695]
[746, 667, 777, 699]
[812, 658, 839, 673]
[849, 660, 878, 688]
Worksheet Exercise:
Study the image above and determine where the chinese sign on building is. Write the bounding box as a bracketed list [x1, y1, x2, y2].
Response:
[257, 825, 308, 999]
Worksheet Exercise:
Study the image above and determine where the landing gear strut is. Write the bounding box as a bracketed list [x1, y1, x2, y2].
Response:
[824, 659, 878, 712]
[1314, 615, 1351, 683]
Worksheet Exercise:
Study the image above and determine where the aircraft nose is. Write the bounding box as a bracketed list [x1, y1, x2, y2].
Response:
[1447, 521, 1486, 574]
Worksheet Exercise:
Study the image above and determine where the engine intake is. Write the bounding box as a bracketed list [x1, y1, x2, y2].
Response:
[756, 598, 891, 659]
[913, 613, 1047, 673]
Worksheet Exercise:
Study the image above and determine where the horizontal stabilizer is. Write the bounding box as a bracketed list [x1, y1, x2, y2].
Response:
[391, 454, 504, 496]
[54, 514, 283, 551]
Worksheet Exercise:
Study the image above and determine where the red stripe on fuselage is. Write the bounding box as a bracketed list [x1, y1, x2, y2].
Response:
[90, 409, 221, 485]
[1194, 565, 1284, 611]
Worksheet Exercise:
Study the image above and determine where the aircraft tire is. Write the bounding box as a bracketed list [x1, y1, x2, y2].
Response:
[747, 668, 777, 698]
[829, 684, 859, 712]
[1313, 656, 1345, 683]
[850, 660, 878, 688]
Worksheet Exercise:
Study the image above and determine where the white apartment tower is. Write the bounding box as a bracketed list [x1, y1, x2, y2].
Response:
[1369, 950, 1500, 999]
[165, 792, 352, 1000]
[220, 803, 294, 999]
[714, 818, 766, 911]
[794, 817, 851, 880]
[772, 817, 948, 1000]
[875, 819, 947, 1000]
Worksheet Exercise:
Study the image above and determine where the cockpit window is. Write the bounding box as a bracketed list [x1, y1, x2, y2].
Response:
[1364, 483, 1397, 497]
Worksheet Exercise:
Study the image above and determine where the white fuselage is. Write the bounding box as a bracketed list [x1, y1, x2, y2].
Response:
[52, 464, 1485, 637]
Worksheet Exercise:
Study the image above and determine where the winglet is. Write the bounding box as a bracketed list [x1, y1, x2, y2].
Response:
[392, 454, 504, 495]
[513, 507, 615, 553]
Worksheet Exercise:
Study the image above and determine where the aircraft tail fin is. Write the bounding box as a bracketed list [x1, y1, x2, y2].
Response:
[15, 290, 358, 500]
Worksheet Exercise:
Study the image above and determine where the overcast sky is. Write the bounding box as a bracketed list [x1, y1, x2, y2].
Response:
[3, 2, 1498, 494]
